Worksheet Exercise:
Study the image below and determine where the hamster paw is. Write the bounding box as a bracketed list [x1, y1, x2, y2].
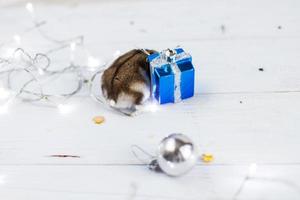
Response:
[129, 105, 144, 117]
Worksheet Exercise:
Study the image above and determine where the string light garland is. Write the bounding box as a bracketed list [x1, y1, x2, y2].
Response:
[0, 2, 158, 116]
[0, 2, 140, 115]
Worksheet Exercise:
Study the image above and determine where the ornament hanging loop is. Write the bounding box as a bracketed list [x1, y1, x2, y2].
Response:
[131, 145, 155, 164]
[130, 144, 162, 172]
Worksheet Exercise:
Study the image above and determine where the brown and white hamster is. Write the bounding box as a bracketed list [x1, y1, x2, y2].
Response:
[101, 49, 156, 112]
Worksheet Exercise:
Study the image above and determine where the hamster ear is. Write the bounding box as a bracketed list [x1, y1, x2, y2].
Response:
[145, 49, 157, 55]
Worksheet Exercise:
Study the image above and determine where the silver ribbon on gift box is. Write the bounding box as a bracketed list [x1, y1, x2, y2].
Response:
[150, 49, 191, 102]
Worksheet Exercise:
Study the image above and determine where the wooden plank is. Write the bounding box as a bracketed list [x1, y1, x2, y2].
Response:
[0, 92, 299, 165]
[1, 1, 300, 95]
[41, 0, 300, 43]
[1, 0, 300, 44]
[0, 1, 300, 199]
[0, 165, 300, 200]
[85, 38, 300, 94]
[2, 37, 300, 94]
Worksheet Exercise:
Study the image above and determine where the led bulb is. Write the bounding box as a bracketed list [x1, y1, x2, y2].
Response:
[0, 88, 10, 100]
[38, 68, 45, 75]
[58, 104, 73, 114]
[87, 56, 100, 68]
[248, 163, 257, 177]
[70, 42, 76, 52]
[113, 50, 121, 58]
[13, 34, 21, 45]
[0, 102, 9, 114]
[0, 175, 6, 185]
[2, 48, 15, 58]
[26, 2, 34, 13]
[143, 102, 159, 113]
[0, 105, 8, 114]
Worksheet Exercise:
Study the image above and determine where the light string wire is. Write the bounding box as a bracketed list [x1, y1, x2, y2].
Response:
[1, 3, 300, 199]
[0, 32, 85, 107]
[131, 144, 162, 172]
[88, 69, 137, 116]
[130, 144, 300, 194]
[130, 145, 155, 164]
[0, 2, 133, 115]
[232, 163, 300, 200]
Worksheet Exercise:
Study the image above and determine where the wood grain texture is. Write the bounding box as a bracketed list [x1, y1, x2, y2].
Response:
[0, 0, 300, 199]
[1, 165, 300, 200]
[1, 92, 300, 165]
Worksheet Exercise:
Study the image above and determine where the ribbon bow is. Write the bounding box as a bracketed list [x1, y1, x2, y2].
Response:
[150, 48, 191, 103]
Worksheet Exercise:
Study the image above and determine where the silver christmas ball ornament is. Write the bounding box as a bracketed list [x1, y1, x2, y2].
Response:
[156, 133, 198, 176]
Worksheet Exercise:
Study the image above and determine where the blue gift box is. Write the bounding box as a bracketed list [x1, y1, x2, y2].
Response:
[148, 48, 195, 104]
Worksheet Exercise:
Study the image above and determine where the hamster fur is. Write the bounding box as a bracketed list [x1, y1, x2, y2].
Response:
[101, 49, 156, 112]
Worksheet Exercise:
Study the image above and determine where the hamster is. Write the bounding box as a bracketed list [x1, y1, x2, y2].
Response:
[101, 49, 156, 113]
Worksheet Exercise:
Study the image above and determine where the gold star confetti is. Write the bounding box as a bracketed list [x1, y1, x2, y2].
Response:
[93, 116, 105, 124]
[201, 153, 214, 163]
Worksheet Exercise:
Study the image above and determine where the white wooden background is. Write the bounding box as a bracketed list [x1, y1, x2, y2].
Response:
[1, 0, 300, 199]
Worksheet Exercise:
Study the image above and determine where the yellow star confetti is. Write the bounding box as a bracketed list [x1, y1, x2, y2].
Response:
[93, 116, 105, 124]
[201, 153, 214, 163]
